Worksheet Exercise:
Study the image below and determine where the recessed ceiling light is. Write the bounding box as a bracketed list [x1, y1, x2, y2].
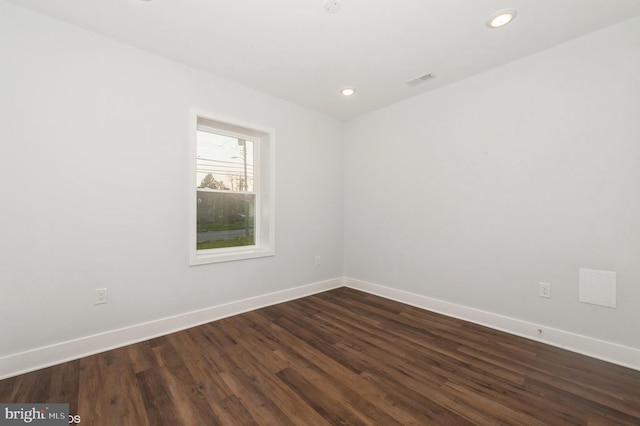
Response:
[340, 88, 356, 96]
[487, 8, 517, 28]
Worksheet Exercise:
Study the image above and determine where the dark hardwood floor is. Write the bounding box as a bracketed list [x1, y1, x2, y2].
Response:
[2, 287, 639, 425]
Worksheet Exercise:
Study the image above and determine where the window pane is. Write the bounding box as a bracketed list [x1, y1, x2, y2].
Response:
[196, 129, 255, 250]
[197, 131, 254, 192]
[196, 191, 255, 249]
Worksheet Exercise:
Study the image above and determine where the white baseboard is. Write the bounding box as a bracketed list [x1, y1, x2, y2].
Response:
[3, 276, 638, 380]
[345, 277, 640, 371]
[0, 277, 344, 380]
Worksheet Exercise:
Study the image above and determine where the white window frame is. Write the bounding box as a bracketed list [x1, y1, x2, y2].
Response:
[189, 109, 275, 265]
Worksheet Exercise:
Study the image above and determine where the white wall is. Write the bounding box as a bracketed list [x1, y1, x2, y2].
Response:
[344, 17, 640, 349]
[0, 2, 343, 359]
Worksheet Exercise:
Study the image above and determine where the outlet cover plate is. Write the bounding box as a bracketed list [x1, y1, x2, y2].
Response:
[95, 288, 108, 305]
[539, 282, 551, 298]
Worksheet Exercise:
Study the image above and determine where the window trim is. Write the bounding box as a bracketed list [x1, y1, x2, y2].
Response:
[189, 109, 275, 265]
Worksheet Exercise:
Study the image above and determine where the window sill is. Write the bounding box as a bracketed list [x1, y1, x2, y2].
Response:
[189, 245, 275, 265]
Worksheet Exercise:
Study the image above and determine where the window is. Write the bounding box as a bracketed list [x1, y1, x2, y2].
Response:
[189, 110, 275, 265]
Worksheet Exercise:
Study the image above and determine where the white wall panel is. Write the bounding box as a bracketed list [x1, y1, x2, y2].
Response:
[344, 17, 640, 349]
[0, 1, 343, 359]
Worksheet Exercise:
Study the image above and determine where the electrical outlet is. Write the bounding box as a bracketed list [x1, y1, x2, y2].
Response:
[95, 288, 108, 305]
[539, 282, 551, 298]
[315, 255, 321, 266]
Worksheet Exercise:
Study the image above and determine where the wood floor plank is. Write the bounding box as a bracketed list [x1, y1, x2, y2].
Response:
[442, 380, 549, 426]
[154, 364, 220, 425]
[214, 394, 258, 426]
[45, 360, 80, 416]
[275, 366, 374, 426]
[220, 338, 332, 426]
[263, 306, 469, 424]
[76, 354, 108, 425]
[358, 370, 475, 425]
[253, 313, 409, 424]
[127, 340, 156, 374]
[104, 359, 151, 426]
[168, 329, 235, 403]
[265, 320, 429, 425]
[1, 287, 639, 425]
[135, 368, 180, 426]
[217, 369, 293, 425]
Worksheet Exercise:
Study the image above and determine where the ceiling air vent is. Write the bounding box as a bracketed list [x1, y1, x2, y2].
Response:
[406, 73, 437, 88]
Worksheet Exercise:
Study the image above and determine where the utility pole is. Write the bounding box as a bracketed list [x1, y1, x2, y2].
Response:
[238, 139, 249, 238]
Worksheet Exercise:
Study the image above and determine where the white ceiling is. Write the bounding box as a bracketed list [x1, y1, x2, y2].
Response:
[8, 0, 640, 120]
